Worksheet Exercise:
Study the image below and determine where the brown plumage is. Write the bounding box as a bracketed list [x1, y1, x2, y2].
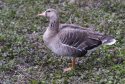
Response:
[37, 9, 116, 72]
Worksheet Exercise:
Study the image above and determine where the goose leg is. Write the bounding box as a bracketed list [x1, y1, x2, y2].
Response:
[63, 57, 76, 72]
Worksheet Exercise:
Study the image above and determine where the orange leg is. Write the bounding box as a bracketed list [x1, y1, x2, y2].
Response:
[63, 57, 76, 72]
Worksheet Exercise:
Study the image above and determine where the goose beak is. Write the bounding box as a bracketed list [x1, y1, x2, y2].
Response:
[37, 12, 46, 16]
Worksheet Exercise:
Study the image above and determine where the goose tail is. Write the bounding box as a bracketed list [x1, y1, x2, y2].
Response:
[101, 36, 116, 45]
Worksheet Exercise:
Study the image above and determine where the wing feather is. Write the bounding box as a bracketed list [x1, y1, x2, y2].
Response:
[58, 28, 102, 57]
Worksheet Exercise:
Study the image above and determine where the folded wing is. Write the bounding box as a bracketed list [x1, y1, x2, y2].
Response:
[58, 28, 102, 57]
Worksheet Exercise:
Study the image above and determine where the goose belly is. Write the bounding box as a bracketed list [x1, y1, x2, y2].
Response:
[43, 30, 50, 44]
[43, 35, 62, 55]
[47, 41, 63, 55]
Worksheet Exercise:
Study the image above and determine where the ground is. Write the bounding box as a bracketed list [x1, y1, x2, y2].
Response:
[0, 0, 125, 84]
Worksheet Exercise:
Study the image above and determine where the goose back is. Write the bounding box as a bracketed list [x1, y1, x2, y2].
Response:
[56, 28, 102, 57]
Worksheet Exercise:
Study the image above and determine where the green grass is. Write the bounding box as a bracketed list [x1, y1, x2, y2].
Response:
[0, 0, 125, 83]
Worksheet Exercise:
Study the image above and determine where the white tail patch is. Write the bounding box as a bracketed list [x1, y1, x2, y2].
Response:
[103, 39, 116, 45]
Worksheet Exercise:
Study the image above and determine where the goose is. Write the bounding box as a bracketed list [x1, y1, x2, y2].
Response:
[37, 9, 116, 72]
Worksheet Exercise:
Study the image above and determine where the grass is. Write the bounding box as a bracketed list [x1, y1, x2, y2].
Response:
[0, 0, 125, 83]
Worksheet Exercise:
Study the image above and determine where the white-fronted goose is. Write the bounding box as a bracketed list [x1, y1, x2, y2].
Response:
[37, 9, 116, 72]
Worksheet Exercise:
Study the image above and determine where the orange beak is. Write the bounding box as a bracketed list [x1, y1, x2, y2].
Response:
[37, 11, 46, 16]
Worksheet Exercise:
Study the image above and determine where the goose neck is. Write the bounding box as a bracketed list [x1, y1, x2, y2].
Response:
[49, 17, 59, 32]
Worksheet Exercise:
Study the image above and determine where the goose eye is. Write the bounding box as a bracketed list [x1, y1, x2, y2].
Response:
[47, 10, 51, 12]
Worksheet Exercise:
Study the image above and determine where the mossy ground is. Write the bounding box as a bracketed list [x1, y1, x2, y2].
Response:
[0, 0, 125, 84]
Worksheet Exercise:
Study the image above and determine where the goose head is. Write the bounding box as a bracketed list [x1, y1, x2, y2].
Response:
[37, 9, 58, 19]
